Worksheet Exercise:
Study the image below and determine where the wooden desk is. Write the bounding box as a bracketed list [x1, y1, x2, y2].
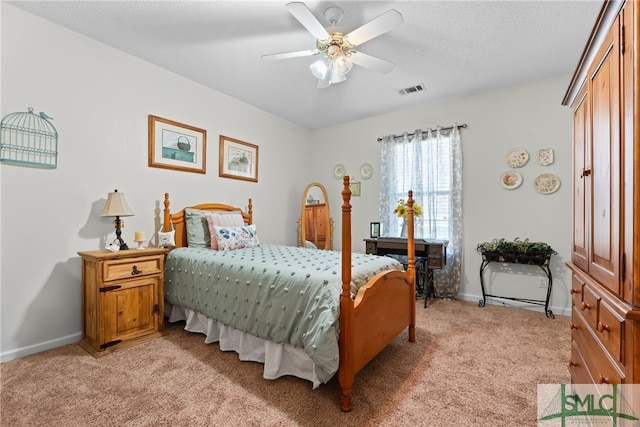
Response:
[364, 238, 447, 307]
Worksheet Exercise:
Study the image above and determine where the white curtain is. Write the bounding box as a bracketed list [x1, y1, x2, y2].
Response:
[379, 126, 463, 298]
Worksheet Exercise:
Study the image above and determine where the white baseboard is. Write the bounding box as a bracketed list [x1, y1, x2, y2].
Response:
[1, 294, 569, 363]
[0, 332, 82, 363]
[455, 292, 570, 317]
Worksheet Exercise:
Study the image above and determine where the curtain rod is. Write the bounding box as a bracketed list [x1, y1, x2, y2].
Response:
[377, 123, 467, 142]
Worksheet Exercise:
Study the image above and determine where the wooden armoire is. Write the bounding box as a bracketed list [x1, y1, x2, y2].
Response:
[304, 203, 327, 249]
[563, 0, 639, 387]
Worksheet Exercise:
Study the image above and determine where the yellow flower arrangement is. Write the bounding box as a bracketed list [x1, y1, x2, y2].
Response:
[393, 198, 422, 218]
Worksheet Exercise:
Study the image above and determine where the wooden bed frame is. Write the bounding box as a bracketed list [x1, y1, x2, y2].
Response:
[162, 176, 416, 412]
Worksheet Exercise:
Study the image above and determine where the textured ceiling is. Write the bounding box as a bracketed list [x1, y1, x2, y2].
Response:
[8, 0, 604, 129]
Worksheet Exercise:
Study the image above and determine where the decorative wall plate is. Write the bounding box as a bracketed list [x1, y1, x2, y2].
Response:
[534, 173, 560, 194]
[333, 163, 346, 179]
[505, 148, 529, 168]
[538, 147, 554, 166]
[500, 170, 522, 190]
[359, 163, 373, 180]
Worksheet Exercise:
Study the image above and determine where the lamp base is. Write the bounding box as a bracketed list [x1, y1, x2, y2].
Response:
[135, 240, 145, 250]
[114, 216, 128, 250]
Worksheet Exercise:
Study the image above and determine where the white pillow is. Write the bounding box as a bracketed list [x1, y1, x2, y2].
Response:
[213, 224, 260, 251]
[205, 212, 245, 250]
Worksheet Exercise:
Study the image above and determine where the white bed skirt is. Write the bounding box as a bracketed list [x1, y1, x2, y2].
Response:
[165, 302, 321, 389]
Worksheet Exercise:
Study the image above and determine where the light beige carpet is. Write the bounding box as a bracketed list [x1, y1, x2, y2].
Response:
[1, 299, 570, 426]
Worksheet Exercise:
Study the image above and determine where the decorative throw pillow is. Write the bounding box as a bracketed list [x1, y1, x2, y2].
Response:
[205, 212, 245, 250]
[158, 220, 176, 247]
[214, 224, 260, 251]
[158, 229, 176, 248]
[184, 208, 211, 248]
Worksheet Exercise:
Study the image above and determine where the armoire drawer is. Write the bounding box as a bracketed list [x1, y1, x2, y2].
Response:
[569, 339, 592, 384]
[579, 284, 599, 328]
[570, 275, 585, 308]
[572, 307, 624, 384]
[595, 299, 625, 364]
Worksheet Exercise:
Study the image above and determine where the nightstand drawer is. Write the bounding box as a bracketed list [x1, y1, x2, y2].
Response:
[103, 256, 162, 282]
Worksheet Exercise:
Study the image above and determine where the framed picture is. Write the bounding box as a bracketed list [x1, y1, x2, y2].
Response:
[219, 135, 259, 182]
[370, 222, 380, 238]
[350, 181, 361, 197]
[148, 115, 206, 174]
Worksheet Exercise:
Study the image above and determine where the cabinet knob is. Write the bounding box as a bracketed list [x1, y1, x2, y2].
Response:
[597, 322, 610, 333]
[581, 301, 591, 311]
[580, 168, 592, 178]
[131, 265, 142, 275]
[569, 361, 577, 368]
[569, 323, 578, 330]
[569, 288, 581, 295]
[597, 374, 610, 384]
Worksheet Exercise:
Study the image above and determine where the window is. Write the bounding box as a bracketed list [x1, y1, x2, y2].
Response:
[379, 126, 463, 298]
[380, 129, 456, 239]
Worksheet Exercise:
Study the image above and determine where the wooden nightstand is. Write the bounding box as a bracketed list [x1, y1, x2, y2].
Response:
[77, 247, 168, 357]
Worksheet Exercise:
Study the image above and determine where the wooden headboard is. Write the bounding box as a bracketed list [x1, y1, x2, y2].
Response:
[162, 192, 253, 248]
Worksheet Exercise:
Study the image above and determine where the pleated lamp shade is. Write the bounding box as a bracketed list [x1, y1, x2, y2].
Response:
[100, 190, 134, 217]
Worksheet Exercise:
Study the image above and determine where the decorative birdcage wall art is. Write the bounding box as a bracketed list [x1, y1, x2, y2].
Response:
[1, 107, 58, 168]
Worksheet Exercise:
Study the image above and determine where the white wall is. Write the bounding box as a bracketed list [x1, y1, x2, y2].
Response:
[308, 75, 574, 317]
[1, 3, 576, 362]
[0, 4, 310, 361]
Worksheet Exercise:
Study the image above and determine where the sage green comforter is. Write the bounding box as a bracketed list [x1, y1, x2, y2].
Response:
[164, 244, 403, 382]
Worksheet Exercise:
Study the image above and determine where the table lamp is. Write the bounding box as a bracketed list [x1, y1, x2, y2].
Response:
[100, 189, 134, 250]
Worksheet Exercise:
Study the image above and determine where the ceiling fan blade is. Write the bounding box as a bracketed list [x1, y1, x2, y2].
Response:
[262, 49, 320, 60]
[348, 51, 395, 74]
[344, 9, 403, 47]
[286, 2, 330, 40]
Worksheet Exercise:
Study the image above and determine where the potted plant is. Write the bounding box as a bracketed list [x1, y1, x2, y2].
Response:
[499, 240, 519, 262]
[476, 238, 556, 265]
[476, 238, 502, 261]
[526, 241, 557, 265]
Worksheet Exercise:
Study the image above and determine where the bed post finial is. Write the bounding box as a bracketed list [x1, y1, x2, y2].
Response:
[163, 193, 171, 232]
[247, 198, 253, 224]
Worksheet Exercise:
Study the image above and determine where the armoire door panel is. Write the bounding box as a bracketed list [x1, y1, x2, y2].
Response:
[587, 17, 620, 295]
[572, 85, 589, 272]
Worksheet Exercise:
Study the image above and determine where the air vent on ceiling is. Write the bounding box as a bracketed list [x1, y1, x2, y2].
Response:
[398, 84, 425, 95]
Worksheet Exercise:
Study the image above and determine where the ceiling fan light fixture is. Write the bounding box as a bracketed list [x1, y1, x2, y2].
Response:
[266, 4, 403, 89]
[310, 57, 329, 79]
[329, 62, 348, 84]
[333, 52, 352, 75]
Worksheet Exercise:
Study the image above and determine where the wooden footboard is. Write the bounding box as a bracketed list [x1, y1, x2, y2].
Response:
[339, 176, 416, 412]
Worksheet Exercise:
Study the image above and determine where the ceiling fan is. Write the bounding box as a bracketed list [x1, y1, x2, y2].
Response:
[262, 2, 403, 88]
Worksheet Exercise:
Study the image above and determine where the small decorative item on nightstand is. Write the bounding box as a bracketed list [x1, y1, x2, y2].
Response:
[134, 231, 146, 249]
